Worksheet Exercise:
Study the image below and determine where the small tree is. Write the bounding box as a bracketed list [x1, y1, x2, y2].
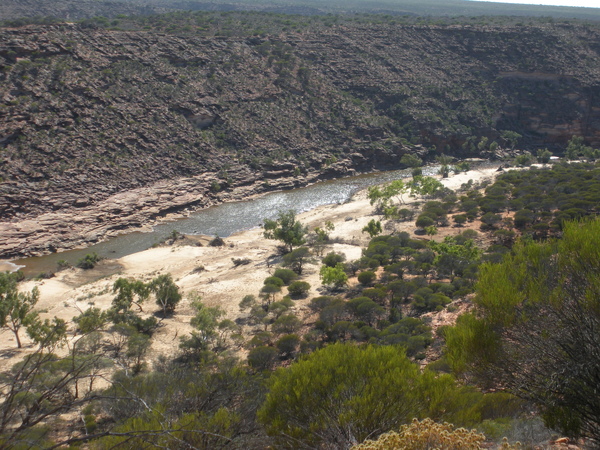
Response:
[565, 135, 586, 160]
[260, 283, 281, 306]
[0, 273, 40, 348]
[180, 297, 225, 357]
[416, 214, 435, 230]
[273, 268, 298, 285]
[362, 219, 382, 238]
[311, 221, 335, 256]
[408, 176, 444, 198]
[76, 253, 101, 270]
[126, 332, 151, 375]
[320, 264, 348, 290]
[480, 212, 502, 230]
[282, 247, 313, 275]
[501, 130, 521, 150]
[514, 153, 533, 166]
[239, 294, 257, 311]
[112, 278, 150, 313]
[453, 162, 471, 173]
[323, 251, 346, 268]
[73, 307, 108, 333]
[287, 281, 311, 298]
[264, 210, 308, 253]
[367, 180, 408, 212]
[536, 148, 552, 164]
[272, 314, 302, 335]
[357, 271, 376, 286]
[248, 346, 279, 371]
[400, 153, 422, 168]
[149, 274, 182, 315]
[438, 165, 450, 178]
[276, 334, 300, 359]
[453, 214, 467, 227]
[425, 225, 438, 240]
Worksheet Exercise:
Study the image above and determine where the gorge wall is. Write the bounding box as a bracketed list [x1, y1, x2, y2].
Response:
[1, 15, 599, 257]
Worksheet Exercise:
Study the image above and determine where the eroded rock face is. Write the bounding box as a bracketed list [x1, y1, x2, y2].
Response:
[0, 21, 599, 257]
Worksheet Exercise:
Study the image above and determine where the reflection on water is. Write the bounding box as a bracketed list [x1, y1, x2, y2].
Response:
[10, 166, 446, 276]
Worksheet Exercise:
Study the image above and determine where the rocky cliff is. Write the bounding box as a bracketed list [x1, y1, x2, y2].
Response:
[1, 14, 599, 257]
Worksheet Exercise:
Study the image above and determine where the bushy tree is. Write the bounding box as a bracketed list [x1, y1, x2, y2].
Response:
[408, 176, 445, 198]
[272, 268, 297, 285]
[536, 148, 552, 164]
[416, 214, 435, 229]
[322, 251, 346, 268]
[73, 307, 108, 333]
[260, 282, 281, 305]
[565, 135, 586, 160]
[445, 219, 600, 443]
[282, 247, 313, 275]
[76, 252, 101, 270]
[400, 153, 422, 168]
[258, 343, 491, 448]
[276, 334, 300, 359]
[149, 274, 182, 315]
[263, 210, 308, 253]
[0, 272, 40, 348]
[362, 219, 382, 238]
[287, 281, 310, 297]
[112, 277, 150, 314]
[320, 264, 348, 289]
[248, 346, 279, 371]
[239, 294, 257, 311]
[180, 297, 225, 360]
[501, 130, 521, 150]
[357, 270, 376, 286]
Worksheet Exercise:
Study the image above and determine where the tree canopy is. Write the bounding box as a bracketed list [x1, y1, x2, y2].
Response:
[0, 272, 40, 348]
[445, 218, 600, 442]
[258, 344, 427, 447]
[263, 210, 308, 253]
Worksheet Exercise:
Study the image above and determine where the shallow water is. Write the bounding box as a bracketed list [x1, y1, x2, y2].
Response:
[10, 165, 450, 277]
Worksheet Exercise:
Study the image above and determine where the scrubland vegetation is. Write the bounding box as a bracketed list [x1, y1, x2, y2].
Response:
[3, 157, 600, 448]
[2, 0, 600, 443]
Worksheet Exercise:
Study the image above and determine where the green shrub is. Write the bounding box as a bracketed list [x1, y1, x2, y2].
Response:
[276, 334, 300, 358]
[416, 214, 435, 229]
[322, 251, 346, 268]
[56, 260, 72, 271]
[357, 270, 376, 286]
[273, 268, 298, 285]
[248, 346, 279, 371]
[76, 253, 100, 270]
[264, 276, 284, 288]
[287, 281, 310, 297]
[258, 344, 490, 448]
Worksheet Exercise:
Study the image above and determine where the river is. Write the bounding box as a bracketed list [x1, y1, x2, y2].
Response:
[6, 165, 454, 277]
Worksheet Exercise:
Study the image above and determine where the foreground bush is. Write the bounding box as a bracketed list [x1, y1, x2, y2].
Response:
[352, 418, 485, 450]
[445, 219, 600, 442]
[257, 343, 508, 448]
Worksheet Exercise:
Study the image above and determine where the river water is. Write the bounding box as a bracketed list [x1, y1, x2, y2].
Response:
[7, 165, 451, 277]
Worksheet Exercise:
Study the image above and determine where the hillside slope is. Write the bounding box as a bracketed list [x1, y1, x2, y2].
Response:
[1, 15, 599, 257]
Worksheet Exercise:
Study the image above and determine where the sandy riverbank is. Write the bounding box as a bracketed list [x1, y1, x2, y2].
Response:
[0, 165, 501, 362]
